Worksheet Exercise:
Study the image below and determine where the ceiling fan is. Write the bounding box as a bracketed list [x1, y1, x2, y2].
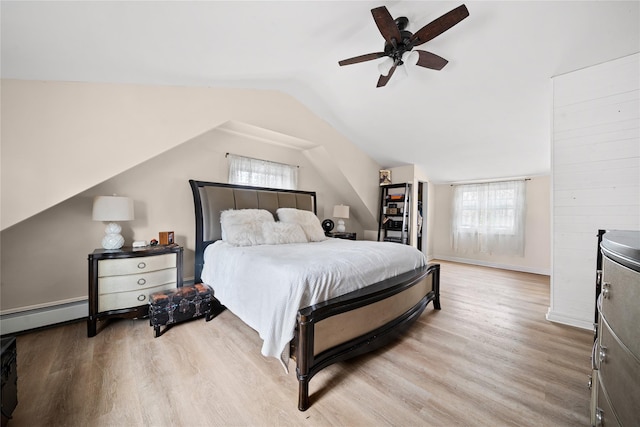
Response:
[338, 4, 469, 87]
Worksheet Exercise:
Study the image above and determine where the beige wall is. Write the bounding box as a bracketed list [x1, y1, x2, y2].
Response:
[1, 80, 383, 317]
[432, 176, 551, 275]
[0, 126, 370, 313]
[1, 79, 382, 230]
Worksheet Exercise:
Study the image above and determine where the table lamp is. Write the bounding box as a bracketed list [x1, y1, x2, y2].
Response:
[92, 196, 134, 249]
[333, 205, 350, 233]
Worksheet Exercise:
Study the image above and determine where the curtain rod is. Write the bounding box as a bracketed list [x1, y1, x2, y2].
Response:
[225, 152, 299, 168]
[450, 178, 531, 186]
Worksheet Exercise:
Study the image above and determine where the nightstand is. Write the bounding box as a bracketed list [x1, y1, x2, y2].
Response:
[325, 232, 356, 240]
[87, 244, 183, 337]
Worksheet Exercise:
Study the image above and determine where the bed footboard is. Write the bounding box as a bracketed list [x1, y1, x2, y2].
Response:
[294, 262, 440, 411]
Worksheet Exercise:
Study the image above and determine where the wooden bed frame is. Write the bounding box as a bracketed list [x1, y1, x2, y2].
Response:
[189, 180, 441, 411]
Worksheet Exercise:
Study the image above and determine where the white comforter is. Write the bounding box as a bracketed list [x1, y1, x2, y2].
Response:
[201, 238, 426, 368]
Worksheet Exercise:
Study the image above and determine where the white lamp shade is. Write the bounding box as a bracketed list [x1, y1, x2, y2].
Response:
[402, 50, 419, 66]
[92, 196, 134, 221]
[394, 64, 408, 82]
[333, 205, 350, 219]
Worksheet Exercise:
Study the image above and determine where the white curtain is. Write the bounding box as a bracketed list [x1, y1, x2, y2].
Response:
[452, 180, 526, 255]
[228, 154, 298, 190]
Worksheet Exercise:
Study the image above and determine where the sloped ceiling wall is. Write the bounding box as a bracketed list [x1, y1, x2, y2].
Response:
[1, 79, 382, 230]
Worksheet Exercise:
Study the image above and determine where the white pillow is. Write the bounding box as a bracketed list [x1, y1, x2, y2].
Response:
[262, 222, 308, 245]
[276, 208, 327, 242]
[220, 209, 274, 246]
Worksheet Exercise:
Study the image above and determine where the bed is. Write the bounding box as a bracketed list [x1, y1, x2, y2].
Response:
[189, 180, 441, 411]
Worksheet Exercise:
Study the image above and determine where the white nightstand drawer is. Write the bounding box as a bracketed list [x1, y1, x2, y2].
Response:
[98, 253, 176, 277]
[98, 268, 177, 294]
[98, 282, 176, 312]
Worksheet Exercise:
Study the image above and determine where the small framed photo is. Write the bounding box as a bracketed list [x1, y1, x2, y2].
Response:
[379, 169, 392, 186]
[159, 231, 174, 245]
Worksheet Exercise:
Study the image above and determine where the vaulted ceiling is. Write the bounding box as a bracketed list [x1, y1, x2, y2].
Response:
[2, 1, 639, 183]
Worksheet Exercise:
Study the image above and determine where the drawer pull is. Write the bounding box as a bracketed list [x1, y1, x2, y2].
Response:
[137, 278, 147, 286]
[595, 408, 603, 426]
[601, 282, 610, 299]
[598, 345, 607, 363]
[137, 294, 146, 302]
[137, 262, 147, 269]
[587, 375, 592, 390]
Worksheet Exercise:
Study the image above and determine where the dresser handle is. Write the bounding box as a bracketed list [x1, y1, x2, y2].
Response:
[595, 408, 603, 426]
[137, 294, 146, 302]
[599, 346, 607, 363]
[587, 375, 592, 390]
[137, 278, 146, 286]
[137, 262, 146, 269]
[601, 282, 610, 299]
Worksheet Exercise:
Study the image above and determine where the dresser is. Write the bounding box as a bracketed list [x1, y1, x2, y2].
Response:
[591, 230, 639, 426]
[87, 244, 183, 337]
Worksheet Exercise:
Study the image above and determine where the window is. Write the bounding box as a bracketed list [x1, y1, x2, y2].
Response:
[227, 154, 298, 190]
[452, 180, 526, 255]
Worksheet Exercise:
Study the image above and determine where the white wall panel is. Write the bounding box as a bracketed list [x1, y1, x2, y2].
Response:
[549, 53, 640, 329]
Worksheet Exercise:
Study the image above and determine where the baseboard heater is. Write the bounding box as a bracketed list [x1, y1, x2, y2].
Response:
[0, 300, 88, 335]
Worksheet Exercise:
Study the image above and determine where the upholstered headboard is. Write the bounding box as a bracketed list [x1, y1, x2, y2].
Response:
[189, 180, 317, 282]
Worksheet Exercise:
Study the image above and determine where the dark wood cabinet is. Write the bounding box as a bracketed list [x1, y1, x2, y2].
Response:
[325, 232, 356, 240]
[87, 244, 183, 337]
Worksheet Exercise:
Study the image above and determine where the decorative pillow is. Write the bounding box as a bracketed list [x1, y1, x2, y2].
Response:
[276, 208, 328, 242]
[220, 209, 275, 246]
[262, 222, 308, 245]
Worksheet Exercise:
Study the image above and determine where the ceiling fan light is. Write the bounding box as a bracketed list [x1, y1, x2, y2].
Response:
[377, 57, 394, 76]
[395, 63, 408, 81]
[403, 51, 419, 66]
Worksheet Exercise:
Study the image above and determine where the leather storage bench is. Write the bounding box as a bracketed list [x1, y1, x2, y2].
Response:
[1, 336, 17, 427]
[149, 283, 214, 337]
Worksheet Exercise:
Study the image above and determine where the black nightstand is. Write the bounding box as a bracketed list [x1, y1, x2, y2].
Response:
[325, 232, 356, 240]
[87, 244, 183, 337]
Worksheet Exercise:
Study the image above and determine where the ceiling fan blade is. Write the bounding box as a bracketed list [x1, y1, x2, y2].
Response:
[414, 50, 449, 70]
[409, 4, 469, 47]
[338, 52, 386, 66]
[376, 62, 398, 88]
[371, 6, 403, 46]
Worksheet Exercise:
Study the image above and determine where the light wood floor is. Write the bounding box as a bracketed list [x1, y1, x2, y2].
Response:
[10, 261, 593, 426]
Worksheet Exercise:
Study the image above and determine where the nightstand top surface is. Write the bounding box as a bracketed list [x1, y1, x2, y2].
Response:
[89, 244, 182, 258]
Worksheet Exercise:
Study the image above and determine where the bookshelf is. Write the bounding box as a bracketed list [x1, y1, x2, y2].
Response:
[377, 183, 412, 245]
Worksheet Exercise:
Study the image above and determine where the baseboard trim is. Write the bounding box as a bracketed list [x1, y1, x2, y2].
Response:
[545, 309, 594, 330]
[0, 300, 88, 336]
[433, 255, 550, 276]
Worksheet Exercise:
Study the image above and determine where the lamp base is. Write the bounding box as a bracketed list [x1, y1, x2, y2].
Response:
[336, 220, 346, 233]
[102, 222, 125, 250]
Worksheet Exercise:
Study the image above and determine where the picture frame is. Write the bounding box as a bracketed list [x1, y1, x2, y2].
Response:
[379, 169, 392, 186]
